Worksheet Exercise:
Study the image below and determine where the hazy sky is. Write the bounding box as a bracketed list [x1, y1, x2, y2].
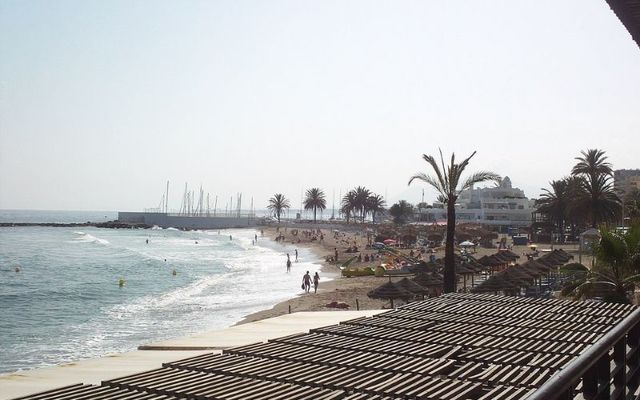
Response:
[1, 0, 639, 212]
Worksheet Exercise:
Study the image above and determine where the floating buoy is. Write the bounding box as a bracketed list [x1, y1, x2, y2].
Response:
[172, 269, 177, 276]
[15, 267, 20, 273]
[118, 278, 125, 287]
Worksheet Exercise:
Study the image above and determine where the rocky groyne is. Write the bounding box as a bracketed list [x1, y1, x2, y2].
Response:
[0, 221, 152, 229]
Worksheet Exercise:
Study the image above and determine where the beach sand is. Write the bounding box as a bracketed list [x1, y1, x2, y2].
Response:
[237, 224, 589, 325]
[236, 225, 389, 324]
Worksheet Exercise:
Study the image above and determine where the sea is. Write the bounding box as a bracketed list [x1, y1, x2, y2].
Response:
[0, 210, 324, 374]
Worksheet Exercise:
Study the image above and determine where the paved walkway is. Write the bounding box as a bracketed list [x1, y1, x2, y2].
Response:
[0, 310, 384, 400]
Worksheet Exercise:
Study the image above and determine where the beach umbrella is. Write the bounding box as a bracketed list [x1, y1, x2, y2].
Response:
[413, 272, 444, 287]
[397, 277, 428, 297]
[367, 281, 412, 308]
[383, 239, 396, 245]
[459, 241, 475, 247]
[471, 274, 519, 294]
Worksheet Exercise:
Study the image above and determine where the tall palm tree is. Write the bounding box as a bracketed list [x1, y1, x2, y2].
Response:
[576, 175, 622, 228]
[303, 188, 327, 222]
[389, 200, 414, 224]
[267, 193, 290, 223]
[572, 149, 613, 179]
[366, 194, 386, 224]
[353, 186, 372, 223]
[409, 150, 500, 293]
[341, 191, 356, 223]
[536, 176, 585, 243]
[571, 149, 621, 227]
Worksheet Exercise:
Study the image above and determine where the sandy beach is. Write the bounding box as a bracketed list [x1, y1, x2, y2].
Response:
[237, 224, 589, 325]
[236, 225, 389, 324]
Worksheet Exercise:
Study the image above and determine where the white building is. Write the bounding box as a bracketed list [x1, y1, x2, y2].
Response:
[416, 177, 534, 227]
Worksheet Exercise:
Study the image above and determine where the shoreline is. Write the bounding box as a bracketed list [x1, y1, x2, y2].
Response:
[235, 225, 390, 324]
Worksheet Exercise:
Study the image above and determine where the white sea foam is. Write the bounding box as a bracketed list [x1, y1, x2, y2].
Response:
[107, 274, 225, 318]
[1, 225, 325, 375]
[72, 232, 110, 245]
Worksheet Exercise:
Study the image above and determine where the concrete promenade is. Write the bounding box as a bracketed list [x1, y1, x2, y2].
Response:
[0, 310, 384, 400]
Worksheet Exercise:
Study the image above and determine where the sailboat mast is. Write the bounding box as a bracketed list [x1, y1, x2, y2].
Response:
[165, 180, 169, 213]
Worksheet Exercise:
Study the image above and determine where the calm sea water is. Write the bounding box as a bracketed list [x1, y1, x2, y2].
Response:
[0, 210, 323, 374]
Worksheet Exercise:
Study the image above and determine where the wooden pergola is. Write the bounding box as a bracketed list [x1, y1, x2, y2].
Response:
[14, 293, 640, 400]
[606, 0, 640, 48]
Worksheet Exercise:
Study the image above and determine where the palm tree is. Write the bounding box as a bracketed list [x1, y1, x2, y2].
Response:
[267, 193, 290, 223]
[341, 191, 356, 223]
[409, 150, 500, 293]
[563, 224, 640, 303]
[575, 175, 622, 228]
[536, 176, 585, 243]
[303, 188, 327, 222]
[366, 194, 386, 224]
[571, 149, 621, 227]
[353, 186, 372, 223]
[389, 200, 414, 224]
[572, 149, 613, 179]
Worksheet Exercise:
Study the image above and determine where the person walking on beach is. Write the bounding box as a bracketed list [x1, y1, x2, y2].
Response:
[313, 272, 320, 294]
[286, 253, 291, 273]
[295, 249, 298, 262]
[302, 271, 312, 293]
[334, 248, 339, 262]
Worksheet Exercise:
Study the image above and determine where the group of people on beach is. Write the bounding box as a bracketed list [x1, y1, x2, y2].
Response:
[284, 250, 320, 294]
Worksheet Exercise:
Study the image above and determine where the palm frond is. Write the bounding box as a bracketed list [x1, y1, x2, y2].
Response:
[460, 171, 502, 192]
[560, 264, 589, 273]
[408, 173, 445, 195]
[622, 273, 640, 284]
[421, 154, 448, 193]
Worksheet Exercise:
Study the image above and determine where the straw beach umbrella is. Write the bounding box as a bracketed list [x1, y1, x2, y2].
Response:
[367, 281, 412, 308]
[397, 277, 429, 299]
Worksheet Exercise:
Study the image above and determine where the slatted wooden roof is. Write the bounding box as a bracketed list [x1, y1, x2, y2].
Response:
[606, 0, 640, 48]
[13, 293, 638, 400]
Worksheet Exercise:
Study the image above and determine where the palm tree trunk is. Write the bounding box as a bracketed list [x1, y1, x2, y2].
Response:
[313, 207, 317, 222]
[444, 201, 456, 293]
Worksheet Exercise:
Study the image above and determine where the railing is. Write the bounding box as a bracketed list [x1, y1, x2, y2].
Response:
[528, 307, 640, 400]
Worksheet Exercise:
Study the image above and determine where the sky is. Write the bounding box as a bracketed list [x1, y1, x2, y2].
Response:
[1, 0, 639, 212]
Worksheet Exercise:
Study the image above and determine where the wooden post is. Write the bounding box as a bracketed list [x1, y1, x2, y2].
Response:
[356, 298, 360, 310]
[288, 304, 291, 314]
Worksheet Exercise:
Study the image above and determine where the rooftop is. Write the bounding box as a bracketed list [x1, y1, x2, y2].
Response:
[11, 293, 640, 400]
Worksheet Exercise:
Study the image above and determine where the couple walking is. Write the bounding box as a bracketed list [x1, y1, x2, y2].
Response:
[302, 271, 320, 294]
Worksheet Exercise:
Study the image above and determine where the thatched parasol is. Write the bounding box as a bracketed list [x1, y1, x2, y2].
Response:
[471, 274, 519, 294]
[367, 281, 413, 308]
[397, 277, 429, 297]
[498, 250, 520, 261]
[413, 272, 443, 287]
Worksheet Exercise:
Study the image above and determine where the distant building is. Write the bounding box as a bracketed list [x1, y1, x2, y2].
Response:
[614, 169, 640, 199]
[415, 176, 534, 227]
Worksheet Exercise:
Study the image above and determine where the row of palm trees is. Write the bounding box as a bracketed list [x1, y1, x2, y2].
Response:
[340, 187, 386, 223]
[536, 149, 623, 241]
[266, 187, 386, 223]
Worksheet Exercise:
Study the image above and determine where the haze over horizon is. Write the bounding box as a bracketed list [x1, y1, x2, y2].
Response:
[1, 0, 639, 212]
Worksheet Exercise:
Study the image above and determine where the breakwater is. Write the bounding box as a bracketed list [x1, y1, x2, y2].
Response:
[0, 221, 150, 229]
